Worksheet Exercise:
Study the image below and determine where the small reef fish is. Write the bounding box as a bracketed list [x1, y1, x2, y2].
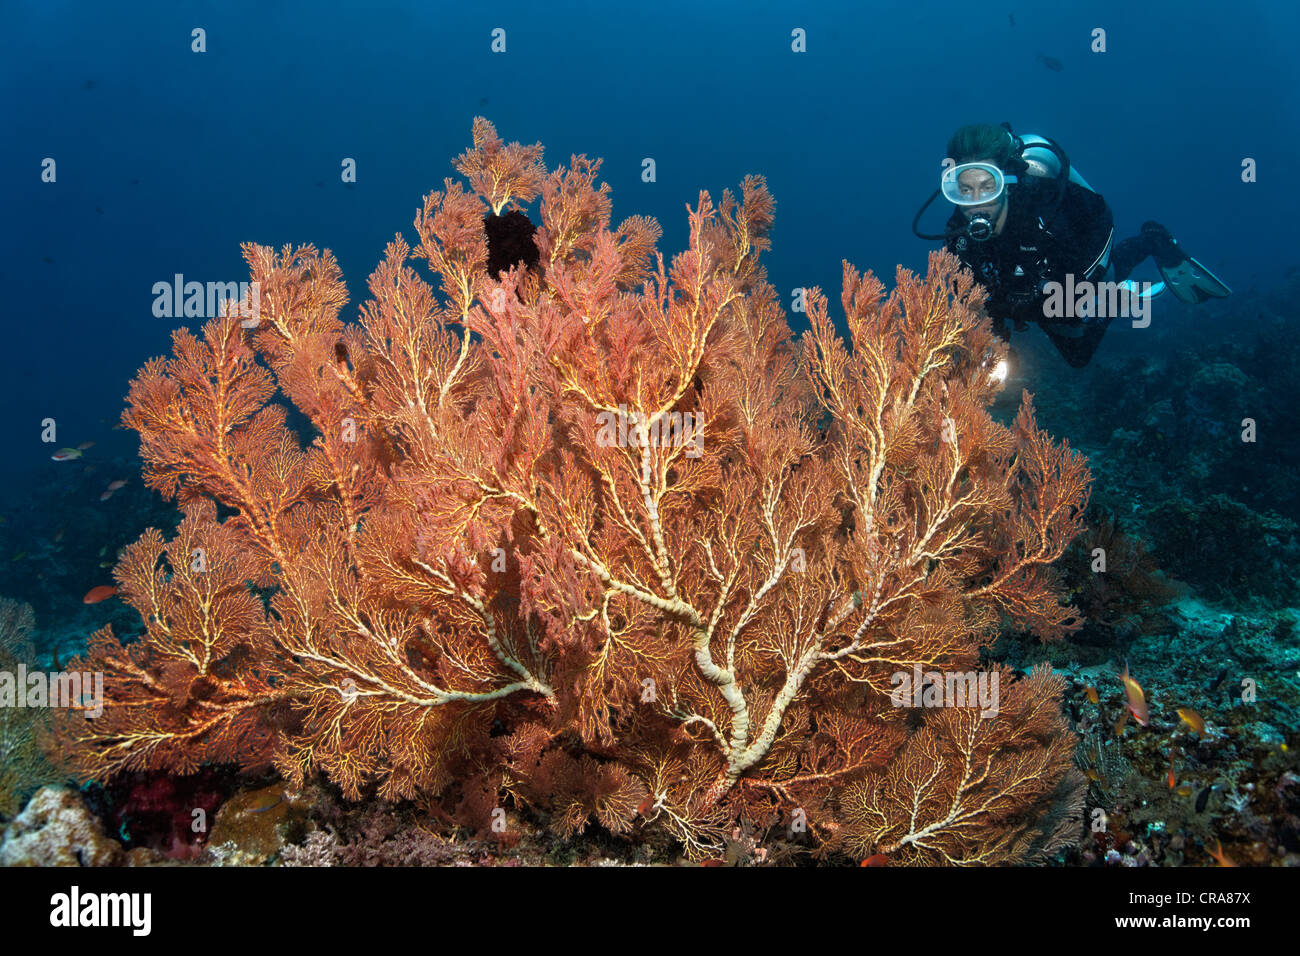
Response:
[1036, 53, 1064, 72]
[1195, 786, 1213, 813]
[1118, 662, 1148, 726]
[77, 441, 95, 451]
[1113, 708, 1129, 737]
[1084, 685, 1099, 705]
[83, 585, 118, 604]
[51, 448, 83, 461]
[99, 479, 127, 501]
[1207, 840, 1236, 867]
[247, 795, 285, 815]
[1176, 784, 1195, 797]
[1176, 708, 1205, 736]
[860, 854, 889, 867]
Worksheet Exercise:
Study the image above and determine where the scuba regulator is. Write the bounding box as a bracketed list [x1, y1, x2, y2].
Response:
[912, 122, 1074, 243]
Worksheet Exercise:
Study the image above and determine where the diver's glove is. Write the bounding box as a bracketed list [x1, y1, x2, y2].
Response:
[1140, 220, 1231, 303]
[1140, 221, 1185, 269]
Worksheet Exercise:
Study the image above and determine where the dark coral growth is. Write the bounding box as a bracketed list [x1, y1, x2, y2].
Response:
[1057, 511, 1185, 644]
[83, 767, 238, 860]
[484, 209, 540, 277]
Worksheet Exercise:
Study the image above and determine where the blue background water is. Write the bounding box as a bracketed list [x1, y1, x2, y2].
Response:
[1, 0, 1297, 627]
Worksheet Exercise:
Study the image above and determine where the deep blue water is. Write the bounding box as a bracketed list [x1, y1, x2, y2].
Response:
[1, 0, 1298, 627]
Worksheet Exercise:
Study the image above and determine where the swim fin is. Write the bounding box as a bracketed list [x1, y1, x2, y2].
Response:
[1142, 221, 1232, 304]
[1117, 278, 1166, 300]
[1158, 257, 1232, 304]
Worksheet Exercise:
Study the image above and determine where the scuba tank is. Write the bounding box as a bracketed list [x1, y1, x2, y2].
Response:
[1018, 132, 1093, 192]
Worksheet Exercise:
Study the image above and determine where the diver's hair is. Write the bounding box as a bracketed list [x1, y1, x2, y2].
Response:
[947, 124, 1016, 168]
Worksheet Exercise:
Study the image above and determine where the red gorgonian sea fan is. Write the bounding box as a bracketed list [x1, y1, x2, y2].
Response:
[51, 119, 1090, 863]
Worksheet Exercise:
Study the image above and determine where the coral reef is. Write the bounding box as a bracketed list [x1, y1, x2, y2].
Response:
[1146, 495, 1296, 604]
[204, 781, 312, 865]
[1043, 601, 1300, 867]
[830, 665, 1086, 865]
[0, 786, 123, 866]
[1056, 512, 1184, 645]
[0, 597, 57, 819]
[1029, 305, 1300, 609]
[84, 767, 235, 860]
[977, 267, 1300, 867]
[49, 119, 1090, 862]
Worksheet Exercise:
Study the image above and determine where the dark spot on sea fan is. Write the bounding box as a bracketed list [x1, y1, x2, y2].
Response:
[484, 209, 541, 277]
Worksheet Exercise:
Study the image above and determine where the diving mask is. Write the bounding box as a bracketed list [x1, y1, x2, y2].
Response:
[941, 162, 1015, 206]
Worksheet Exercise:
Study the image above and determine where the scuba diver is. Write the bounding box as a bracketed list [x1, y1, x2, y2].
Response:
[913, 122, 1231, 368]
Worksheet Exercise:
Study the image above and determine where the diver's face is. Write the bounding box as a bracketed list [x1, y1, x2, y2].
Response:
[957, 162, 1006, 221]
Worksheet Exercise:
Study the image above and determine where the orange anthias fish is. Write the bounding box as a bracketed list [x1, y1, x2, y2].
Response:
[1084, 685, 1100, 705]
[1207, 840, 1237, 867]
[1118, 662, 1148, 726]
[51, 448, 83, 461]
[100, 478, 128, 501]
[1177, 708, 1205, 736]
[83, 585, 118, 604]
[860, 854, 889, 867]
[1113, 708, 1129, 737]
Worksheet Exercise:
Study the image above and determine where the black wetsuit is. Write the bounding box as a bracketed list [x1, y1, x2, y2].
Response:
[945, 179, 1123, 368]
